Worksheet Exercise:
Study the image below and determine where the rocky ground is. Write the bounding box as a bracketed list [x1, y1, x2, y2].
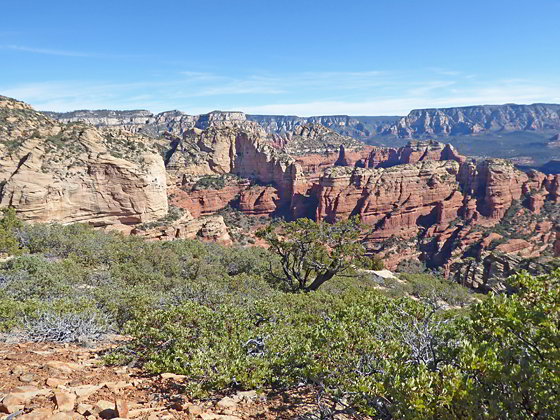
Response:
[0, 338, 363, 420]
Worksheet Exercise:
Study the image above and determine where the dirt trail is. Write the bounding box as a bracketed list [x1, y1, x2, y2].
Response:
[0, 339, 362, 419]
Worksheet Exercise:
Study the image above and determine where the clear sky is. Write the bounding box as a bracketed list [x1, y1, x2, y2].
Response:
[1, 0, 559, 116]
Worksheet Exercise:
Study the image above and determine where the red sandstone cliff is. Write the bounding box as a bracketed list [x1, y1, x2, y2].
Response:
[316, 161, 462, 239]
[358, 140, 466, 168]
[164, 121, 307, 218]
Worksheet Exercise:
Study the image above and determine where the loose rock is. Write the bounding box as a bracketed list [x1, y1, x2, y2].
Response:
[54, 391, 76, 412]
[115, 399, 129, 418]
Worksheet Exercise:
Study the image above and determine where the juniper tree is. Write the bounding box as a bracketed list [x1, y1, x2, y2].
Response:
[256, 216, 381, 292]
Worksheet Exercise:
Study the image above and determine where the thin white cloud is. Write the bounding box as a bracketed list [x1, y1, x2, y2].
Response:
[240, 80, 560, 116]
[427, 67, 463, 77]
[1, 44, 93, 57]
[2, 71, 560, 116]
[0, 44, 148, 59]
[406, 81, 457, 97]
[180, 71, 225, 82]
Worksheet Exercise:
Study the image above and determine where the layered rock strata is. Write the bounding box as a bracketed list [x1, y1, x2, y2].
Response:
[131, 212, 232, 244]
[47, 104, 560, 141]
[164, 120, 307, 217]
[358, 140, 466, 168]
[0, 96, 168, 228]
[316, 161, 463, 239]
[394, 103, 560, 138]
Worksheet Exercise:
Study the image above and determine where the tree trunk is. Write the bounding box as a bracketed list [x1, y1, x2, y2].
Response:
[305, 271, 336, 292]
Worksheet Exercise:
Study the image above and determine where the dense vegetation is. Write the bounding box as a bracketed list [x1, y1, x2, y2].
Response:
[0, 210, 558, 419]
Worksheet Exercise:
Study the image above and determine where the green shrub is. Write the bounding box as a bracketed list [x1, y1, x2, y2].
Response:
[17, 222, 119, 265]
[121, 270, 559, 418]
[192, 175, 227, 190]
[0, 298, 43, 332]
[0, 208, 25, 256]
[0, 255, 85, 300]
[2, 217, 558, 417]
[398, 272, 475, 307]
[452, 270, 560, 418]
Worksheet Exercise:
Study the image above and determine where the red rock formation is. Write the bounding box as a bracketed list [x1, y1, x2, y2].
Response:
[233, 132, 300, 209]
[524, 170, 547, 192]
[555, 226, 560, 257]
[358, 141, 465, 168]
[475, 160, 528, 219]
[436, 190, 464, 224]
[545, 174, 560, 201]
[460, 197, 479, 220]
[457, 159, 533, 220]
[495, 239, 532, 255]
[528, 193, 546, 214]
[166, 124, 304, 217]
[295, 151, 340, 178]
[170, 184, 248, 218]
[238, 186, 279, 216]
[481, 232, 503, 248]
[377, 246, 421, 271]
[334, 144, 374, 167]
[316, 160, 462, 239]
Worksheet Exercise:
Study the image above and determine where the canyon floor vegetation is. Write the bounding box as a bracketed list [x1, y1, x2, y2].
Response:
[0, 209, 558, 419]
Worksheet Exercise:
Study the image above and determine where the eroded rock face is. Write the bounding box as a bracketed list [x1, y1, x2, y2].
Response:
[132, 212, 232, 244]
[358, 141, 466, 168]
[248, 114, 399, 139]
[0, 96, 168, 228]
[471, 160, 528, 219]
[316, 151, 559, 287]
[395, 104, 560, 138]
[47, 103, 560, 143]
[47, 109, 249, 139]
[238, 186, 280, 216]
[171, 182, 249, 218]
[555, 226, 560, 257]
[545, 174, 560, 200]
[166, 121, 303, 216]
[456, 159, 560, 221]
[269, 124, 366, 156]
[316, 161, 462, 239]
[10, 96, 560, 291]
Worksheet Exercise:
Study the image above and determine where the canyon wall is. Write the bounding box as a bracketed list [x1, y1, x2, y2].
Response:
[165, 120, 305, 217]
[8, 96, 560, 289]
[0, 96, 168, 229]
[357, 140, 465, 168]
[316, 161, 462, 239]
[394, 103, 560, 138]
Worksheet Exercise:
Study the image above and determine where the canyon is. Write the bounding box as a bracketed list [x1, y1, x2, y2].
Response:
[49, 102, 560, 170]
[3, 95, 560, 292]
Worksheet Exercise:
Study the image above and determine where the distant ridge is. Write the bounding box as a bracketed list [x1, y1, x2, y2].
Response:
[45, 102, 560, 141]
[394, 103, 560, 138]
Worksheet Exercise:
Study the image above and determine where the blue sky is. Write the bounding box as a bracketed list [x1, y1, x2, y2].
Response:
[1, 0, 559, 116]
